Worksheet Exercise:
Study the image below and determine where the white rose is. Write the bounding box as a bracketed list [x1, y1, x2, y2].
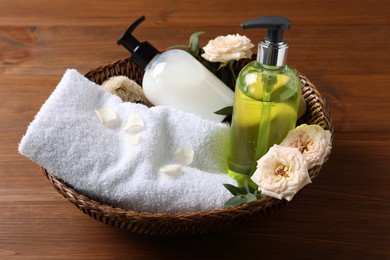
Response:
[281, 124, 332, 169]
[201, 34, 254, 63]
[251, 145, 311, 201]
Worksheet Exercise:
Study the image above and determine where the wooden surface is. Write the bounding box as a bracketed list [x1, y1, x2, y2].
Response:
[1, 0, 389, 259]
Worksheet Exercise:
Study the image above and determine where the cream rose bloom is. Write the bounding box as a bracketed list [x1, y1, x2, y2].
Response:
[201, 34, 254, 63]
[251, 145, 311, 201]
[281, 124, 332, 169]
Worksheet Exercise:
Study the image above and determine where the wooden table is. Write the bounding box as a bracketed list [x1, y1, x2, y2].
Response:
[1, 0, 389, 258]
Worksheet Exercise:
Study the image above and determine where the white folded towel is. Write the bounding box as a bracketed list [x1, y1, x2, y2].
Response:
[19, 69, 236, 213]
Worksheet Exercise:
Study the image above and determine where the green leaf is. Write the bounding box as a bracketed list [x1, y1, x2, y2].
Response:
[214, 106, 233, 116]
[223, 183, 244, 196]
[224, 195, 247, 207]
[189, 31, 205, 54]
[245, 193, 257, 203]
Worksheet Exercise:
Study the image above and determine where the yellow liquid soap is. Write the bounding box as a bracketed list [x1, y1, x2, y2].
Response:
[227, 62, 301, 184]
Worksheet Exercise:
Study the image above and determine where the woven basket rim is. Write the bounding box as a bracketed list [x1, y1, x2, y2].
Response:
[43, 166, 286, 217]
[41, 56, 333, 235]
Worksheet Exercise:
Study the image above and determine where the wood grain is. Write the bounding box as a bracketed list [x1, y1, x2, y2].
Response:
[1, 0, 389, 259]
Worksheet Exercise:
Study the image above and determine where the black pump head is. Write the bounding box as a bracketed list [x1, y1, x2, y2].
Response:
[117, 16, 145, 52]
[241, 16, 290, 43]
[241, 16, 291, 66]
[117, 15, 160, 70]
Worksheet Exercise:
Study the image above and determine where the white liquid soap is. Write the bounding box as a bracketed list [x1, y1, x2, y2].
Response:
[143, 50, 234, 122]
[118, 16, 234, 123]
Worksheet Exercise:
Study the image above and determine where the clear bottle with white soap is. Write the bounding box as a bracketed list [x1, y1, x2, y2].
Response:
[117, 16, 235, 123]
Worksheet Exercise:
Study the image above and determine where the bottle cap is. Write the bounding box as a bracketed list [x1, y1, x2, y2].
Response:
[241, 16, 290, 66]
[117, 16, 160, 70]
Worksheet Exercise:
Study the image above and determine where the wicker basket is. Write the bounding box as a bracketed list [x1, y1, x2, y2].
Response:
[42, 56, 333, 236]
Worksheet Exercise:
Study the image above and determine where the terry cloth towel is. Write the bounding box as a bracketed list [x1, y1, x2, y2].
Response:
[19, 69, 236, 213]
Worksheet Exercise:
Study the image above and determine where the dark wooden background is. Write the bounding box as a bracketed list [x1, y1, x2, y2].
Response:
[1, 0, 389, 259]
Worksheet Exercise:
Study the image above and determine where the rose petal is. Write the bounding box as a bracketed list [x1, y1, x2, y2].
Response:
[173, 147, 194, 165]
[95, 107, 118, 126]
[159, 164, 182, 177]
[123, 113, 144, 133]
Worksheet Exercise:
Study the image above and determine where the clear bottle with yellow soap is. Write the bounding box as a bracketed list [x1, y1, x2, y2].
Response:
[227, 16, 301, 185]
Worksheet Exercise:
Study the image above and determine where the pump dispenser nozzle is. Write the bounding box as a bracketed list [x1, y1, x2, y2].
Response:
[241, 16, 291, 66]
[117, 15, 160, 69]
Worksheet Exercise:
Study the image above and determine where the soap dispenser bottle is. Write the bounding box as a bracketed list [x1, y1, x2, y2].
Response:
[117, 16, 235, 123]
[227, 16, 301, 184]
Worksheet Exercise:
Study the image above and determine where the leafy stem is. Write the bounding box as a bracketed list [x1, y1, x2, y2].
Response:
[228, 60, 237, 82]
[166, 31, 205, 57]
[223, 180, 262, 207]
